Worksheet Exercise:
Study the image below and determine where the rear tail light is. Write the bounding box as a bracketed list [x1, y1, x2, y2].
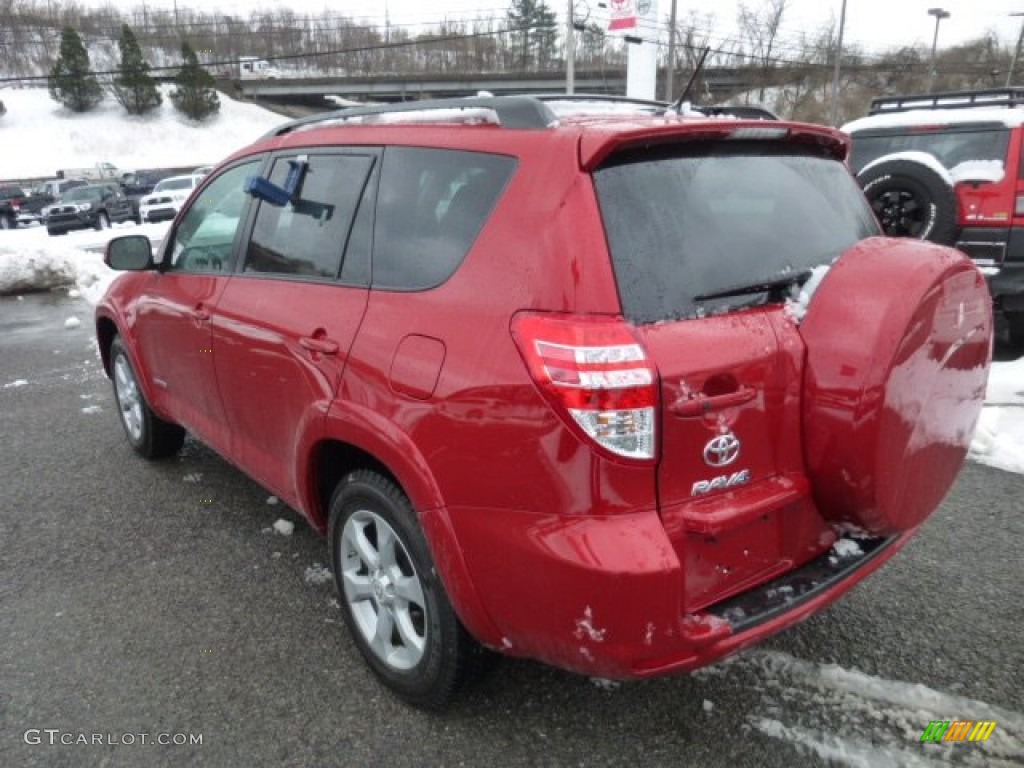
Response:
[511, 313, 658, 461]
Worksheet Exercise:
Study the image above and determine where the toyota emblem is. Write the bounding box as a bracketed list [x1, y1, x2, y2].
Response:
[703, 432, 740, 467]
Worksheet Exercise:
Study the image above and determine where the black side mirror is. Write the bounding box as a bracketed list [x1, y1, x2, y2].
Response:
[105, 235, 154, 271]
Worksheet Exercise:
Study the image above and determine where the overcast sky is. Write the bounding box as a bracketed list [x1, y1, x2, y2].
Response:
[98, 0, 1024, 54]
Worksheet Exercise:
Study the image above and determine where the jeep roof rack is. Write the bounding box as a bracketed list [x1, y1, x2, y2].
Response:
[869, 87, 1024, 115]
[265, 96, 558, 139]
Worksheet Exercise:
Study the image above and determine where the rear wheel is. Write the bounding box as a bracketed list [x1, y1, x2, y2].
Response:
[328, 470, 486, 710]
[858, 157, 958, 244]
[110, 336, 185, 459]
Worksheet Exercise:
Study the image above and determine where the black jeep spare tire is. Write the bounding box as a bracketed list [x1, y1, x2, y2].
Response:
[800, 237, 991, 535]
[857, 155, 959, 244]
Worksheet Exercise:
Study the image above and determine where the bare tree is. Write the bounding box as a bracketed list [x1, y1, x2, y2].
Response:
[737, 0, 789, 103]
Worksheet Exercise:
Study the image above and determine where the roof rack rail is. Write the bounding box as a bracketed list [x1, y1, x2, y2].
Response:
[534, 93, 669, 109]
[869, 87, 1024, 115]
[263, 96, 557, 139]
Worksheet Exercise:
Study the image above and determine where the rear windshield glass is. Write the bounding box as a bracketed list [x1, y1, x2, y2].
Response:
[594, 143, 879, 324]
[849, 127, 1010, 174]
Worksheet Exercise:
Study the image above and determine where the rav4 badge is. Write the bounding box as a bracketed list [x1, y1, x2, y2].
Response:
[692, 469, 752, 496]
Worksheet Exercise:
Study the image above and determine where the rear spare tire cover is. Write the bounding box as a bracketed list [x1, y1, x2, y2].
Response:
[858, 156, 958, 245]
[801, 237, 991, 535]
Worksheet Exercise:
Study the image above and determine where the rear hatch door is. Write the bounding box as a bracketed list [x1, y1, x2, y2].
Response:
[592, 137, 881, 612]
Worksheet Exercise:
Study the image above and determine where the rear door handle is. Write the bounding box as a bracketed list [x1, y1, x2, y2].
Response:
[669, 386, 756, 417]
[190, 304, 210, 322]
[300, 336, 339, 356]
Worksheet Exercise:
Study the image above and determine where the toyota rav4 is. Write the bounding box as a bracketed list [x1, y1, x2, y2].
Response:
[95, 96, 992, 709]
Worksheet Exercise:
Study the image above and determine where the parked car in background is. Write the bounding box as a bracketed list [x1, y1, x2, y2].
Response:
[97, 95, 992, 709]
[0, 184, 32, 229]
[45, 183, 134, 235]
[138, 174, 204, 223]
[33, 178, 90, 200]
[844, 87, 1024, 344]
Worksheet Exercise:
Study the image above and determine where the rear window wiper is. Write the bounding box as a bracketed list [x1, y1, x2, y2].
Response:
[693, 268, 813, 302]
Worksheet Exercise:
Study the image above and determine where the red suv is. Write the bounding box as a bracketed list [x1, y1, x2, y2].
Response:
[96, 96, 992, 709]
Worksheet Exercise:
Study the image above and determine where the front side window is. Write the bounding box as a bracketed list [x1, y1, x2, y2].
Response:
[244, 153, 375, 279]
[168, 160, 261, 273]
[372, 147, 517, 290]
[595, 143, 880, 324]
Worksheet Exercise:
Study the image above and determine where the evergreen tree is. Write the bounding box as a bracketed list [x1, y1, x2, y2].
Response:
[506, 0, 558, 70]
[113, 25, 161, 115]
[170, 42, 220, 121]
[48, 26, 103, 112]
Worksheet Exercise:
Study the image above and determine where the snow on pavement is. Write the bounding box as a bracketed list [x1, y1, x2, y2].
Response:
[969, 357, 1024, 474]
[697, 650, 1024, 767]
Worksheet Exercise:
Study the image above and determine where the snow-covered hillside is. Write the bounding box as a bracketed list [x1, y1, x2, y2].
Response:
[0, 86, 289, 180]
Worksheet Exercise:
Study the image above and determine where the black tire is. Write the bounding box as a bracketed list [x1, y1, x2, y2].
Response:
[0, 214, 12, 230]
[94, 211, 110, 231]
[328, 470, 488, 709]
[109, 336, 185, 460]
[47, 227, 65, 236]
[858, 157, 959, 244]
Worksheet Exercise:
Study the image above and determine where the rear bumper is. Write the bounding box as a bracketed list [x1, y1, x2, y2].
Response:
[956, 227, 1024, 313]
[445, 504, 916, 679]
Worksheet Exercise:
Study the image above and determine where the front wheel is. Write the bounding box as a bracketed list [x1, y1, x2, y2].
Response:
[94, 211, 110, 230]
[328, 470, 486, 709]
[110, 336, 185, 459]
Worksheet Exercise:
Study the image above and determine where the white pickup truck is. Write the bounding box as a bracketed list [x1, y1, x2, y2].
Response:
[55, 161, 129, 182]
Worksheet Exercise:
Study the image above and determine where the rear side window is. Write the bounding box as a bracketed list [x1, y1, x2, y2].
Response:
[372, 147, 516, 290]
[849, 127, 1010, 174]
[245, 153, 375, 279]
[594, 143, 879, 324]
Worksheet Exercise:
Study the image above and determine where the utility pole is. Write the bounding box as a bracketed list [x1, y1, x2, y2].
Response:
[927, 7, 950, 93]
[664, 0, 678, 101]
[828, 0, 848, 127]
[1007, 12, 1024, 87]
[566, 0, 575, 94]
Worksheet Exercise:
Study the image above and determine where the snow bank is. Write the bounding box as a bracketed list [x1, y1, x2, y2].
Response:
[969, 357, 1024, 474]
[0, 87, 288, 180]
[0, 241, 78, 294]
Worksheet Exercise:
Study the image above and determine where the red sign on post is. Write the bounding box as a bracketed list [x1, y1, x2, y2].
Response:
[609, 0, 637, 31]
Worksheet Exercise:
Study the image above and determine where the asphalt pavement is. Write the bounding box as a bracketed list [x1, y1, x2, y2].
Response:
[1, 291, 1021, 768]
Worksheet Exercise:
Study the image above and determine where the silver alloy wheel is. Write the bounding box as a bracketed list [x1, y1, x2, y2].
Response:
[341, 509, 427, 671]
[113, 353, 143, 441]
